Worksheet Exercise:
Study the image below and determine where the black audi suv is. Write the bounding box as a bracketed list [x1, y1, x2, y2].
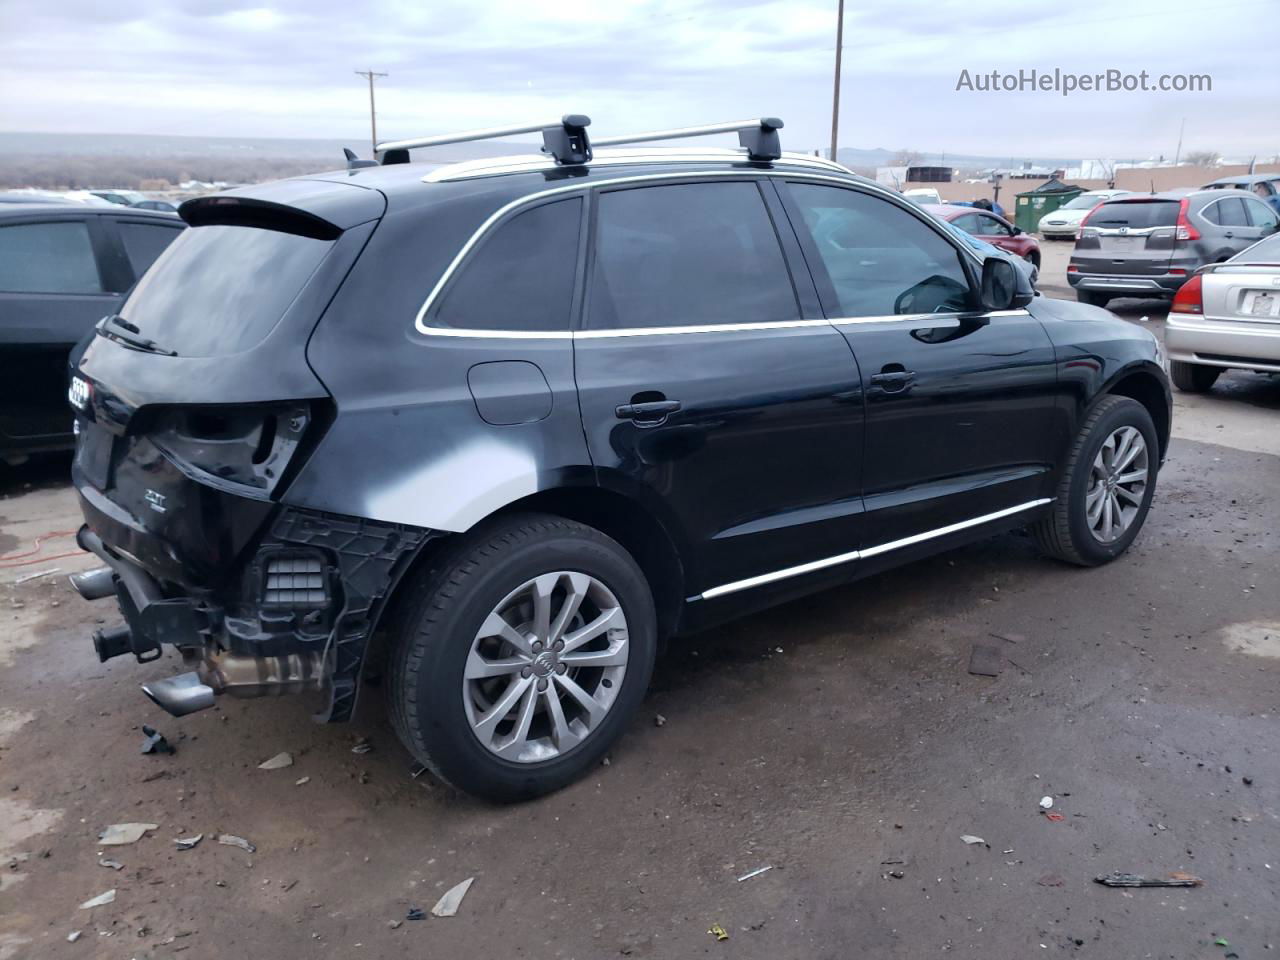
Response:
[67, 116, 1171, 800]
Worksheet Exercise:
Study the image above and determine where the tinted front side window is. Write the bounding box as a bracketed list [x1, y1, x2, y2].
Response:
[121, 224, 333, 357]
[789, 183, 972, 317]
[587, 182, 797, 330]
[434, 197, 582, 332]
[118, 221, 183, 278]
[0, 221, 102, 294]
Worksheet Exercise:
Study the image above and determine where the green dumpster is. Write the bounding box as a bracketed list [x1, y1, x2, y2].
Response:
[1014, 178, 1083, 233]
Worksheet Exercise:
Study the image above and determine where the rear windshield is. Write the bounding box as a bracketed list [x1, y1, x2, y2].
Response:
[119, 224, 333, 357]
[1088, 200, 1178, 229]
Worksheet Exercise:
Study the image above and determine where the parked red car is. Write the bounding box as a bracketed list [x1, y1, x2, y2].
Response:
[922, 204, 1041, 284]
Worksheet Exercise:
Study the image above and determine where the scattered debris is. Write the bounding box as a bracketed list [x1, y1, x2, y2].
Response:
[960, 835, 987, 846]
[14, 567, 61, 585]
[174, 834, 203, 851]
[351, 739, 373, 755]
[216, 834, 256, 854]
[654, 714, 667, 727]
[1214, 938, 1230, 947]
[405, 908, 425, 922]
[66, 930, 82, 943]
[431, 877, 475, 917]
[1039, 796, 1054, 810]
[736, 865, 773, 882]
[139, 725, 174, 755]
[989, 632, 1025, 644]
[78, 889, 116, 909]
[1044, 813, 1065, 822]
[886, 870, 905, 879]
[258, 752, 293, 770]
[388, 919, 403, 929]
[1243, 777, 1253, 786]
[708, 923, 729, 942]
[98, 823, 158, 846]
[967, 643, 1004, 677]
[1094, 871, 1203, 888]
[1037, 874, 1065, 887]
[98, 858, 124, 871]
[295, 776, 310, 786]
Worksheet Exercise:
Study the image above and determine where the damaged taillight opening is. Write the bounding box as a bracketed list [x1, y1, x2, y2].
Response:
[148, 402, 317, 497]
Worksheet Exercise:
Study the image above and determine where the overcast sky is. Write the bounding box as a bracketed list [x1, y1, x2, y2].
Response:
[0, 0, 1276, 160]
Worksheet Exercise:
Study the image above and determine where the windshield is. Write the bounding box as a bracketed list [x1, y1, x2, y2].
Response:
[118, 224, 334, 357]
[1087, 200, 1179, 229]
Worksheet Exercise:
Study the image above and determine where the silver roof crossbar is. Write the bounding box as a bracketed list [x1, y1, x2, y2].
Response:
[376, 115, 592, 166]
[593, 118, 784, 162]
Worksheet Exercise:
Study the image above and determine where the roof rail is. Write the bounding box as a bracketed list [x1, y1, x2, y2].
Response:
[593, 118, 784, 162]
[376, 115, 592, 166]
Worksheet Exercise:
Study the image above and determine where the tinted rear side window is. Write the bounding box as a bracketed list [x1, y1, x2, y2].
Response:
[433, 197, 582, 332]
[0, 220, 102, 294]
[587, 181, 797, 330]
[117, 221, 183, 278]
[121, 224, 333, 357]
[1088, 201, 1178, 229]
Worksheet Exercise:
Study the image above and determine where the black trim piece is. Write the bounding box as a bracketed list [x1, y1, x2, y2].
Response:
[179, 196, 342, 240]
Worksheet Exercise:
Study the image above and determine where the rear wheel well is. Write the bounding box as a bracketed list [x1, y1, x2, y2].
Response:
[1106, 371, 1169, 458]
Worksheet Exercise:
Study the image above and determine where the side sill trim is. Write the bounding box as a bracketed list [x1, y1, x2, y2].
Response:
[695, 498, 1053, 601]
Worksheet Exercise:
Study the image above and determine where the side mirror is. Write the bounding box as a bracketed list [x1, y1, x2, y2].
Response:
[980, 257, 1018, 310]
[1011, 226, 1023, 235]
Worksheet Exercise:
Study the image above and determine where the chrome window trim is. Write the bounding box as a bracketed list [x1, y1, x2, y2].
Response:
[414, 169, 985, 339]
[696, 498, 1053, 601]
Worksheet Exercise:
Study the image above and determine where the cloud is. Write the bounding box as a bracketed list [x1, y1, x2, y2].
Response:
[0, 0, 1273, 158]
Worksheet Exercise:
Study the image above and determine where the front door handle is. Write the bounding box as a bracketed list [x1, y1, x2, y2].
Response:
[615, 399, 681, 422]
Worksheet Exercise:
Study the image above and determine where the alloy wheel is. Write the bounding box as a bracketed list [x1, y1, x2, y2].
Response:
[1086, 426, 1149, 543]
[463, 571, 629, 763]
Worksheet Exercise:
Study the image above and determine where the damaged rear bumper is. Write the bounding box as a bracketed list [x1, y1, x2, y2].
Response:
[73, 509, 433, 723]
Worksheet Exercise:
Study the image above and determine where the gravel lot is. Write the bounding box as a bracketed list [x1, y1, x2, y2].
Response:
[2, 251, 1277, 959]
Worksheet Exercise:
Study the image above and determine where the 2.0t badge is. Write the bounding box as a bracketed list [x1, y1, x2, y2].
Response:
[68, 376, 91, 411]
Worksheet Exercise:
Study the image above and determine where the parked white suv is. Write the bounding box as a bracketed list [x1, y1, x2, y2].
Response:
[1038, 189, 1131, 239]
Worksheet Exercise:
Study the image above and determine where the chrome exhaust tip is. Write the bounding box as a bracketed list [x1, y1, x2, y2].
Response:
[69, 566, 116, 601]
[141, 672, 216, 717]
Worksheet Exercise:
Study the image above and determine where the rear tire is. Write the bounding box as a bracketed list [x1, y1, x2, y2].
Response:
[1077, 290, 1111, 308]
[1170, 360, 1221, 393]
[1031, 395, 1158, 566]
[387, 513, 656, 802]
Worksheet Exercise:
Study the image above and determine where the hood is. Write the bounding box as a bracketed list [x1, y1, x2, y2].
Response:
[1039, 208, 1087, 224]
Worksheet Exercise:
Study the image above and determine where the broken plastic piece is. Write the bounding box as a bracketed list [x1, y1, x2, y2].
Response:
[217, 834, 256, 854]
[431, 877, 475, 917]
[98, 858, 124, 870]
[961, 835, 986, 846]
[174, 834, 203, 850]
[405, 907, 425, 921]
[1044, 812, 1065, 822]
[98, 823, 158, 845]
[1094, 871, 1203, 888]
[967, 643, 1004, 677]
[351, 739, 373, 754]
[258, 752, 293, 770]
[140, 725, 174, 755]
[1039, 796, 1054, 810]
[708, 923, 729, 942]
[79, 889, 116, 909]
[736, 865, 773, 882]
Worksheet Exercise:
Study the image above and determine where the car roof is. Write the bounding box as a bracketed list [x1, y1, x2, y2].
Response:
[0, 203, 181, 221]
[1205, 174, 1280, 186]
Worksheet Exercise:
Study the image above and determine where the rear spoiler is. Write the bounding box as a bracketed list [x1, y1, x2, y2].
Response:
[178, 196, 342, 241]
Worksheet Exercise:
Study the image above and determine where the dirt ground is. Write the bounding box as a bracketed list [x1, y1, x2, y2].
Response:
[1, 258, 1277, 959]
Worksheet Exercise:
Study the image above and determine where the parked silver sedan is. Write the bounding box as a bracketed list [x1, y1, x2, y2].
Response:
[1166, 232, 1280, 391]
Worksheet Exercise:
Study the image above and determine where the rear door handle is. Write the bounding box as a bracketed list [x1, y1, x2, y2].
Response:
[615, 400, 681, 422]
[869, 369, 916, 394]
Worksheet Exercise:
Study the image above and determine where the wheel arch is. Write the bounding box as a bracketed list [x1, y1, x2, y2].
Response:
[1102, 364, 1171, 460]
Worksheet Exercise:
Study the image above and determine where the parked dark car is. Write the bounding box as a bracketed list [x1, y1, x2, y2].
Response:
[67, 117, 1170, 801]
[1068, 190, 1280, 307]
[0, 204, 184, 464]
[1201, 174, 1280, 214]
[921, 203, 1041, 283]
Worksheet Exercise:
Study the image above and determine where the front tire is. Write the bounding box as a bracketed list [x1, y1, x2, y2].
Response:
[387, 513, 657, 802]
[1031, 395, 1158, 566]
[1170, 360, 1221, 393]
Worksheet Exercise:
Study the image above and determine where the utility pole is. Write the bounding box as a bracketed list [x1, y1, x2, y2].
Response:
[355, 69, 388, 155]
[1173, 116, 1185, 166]
[829, 0, 844, 162]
